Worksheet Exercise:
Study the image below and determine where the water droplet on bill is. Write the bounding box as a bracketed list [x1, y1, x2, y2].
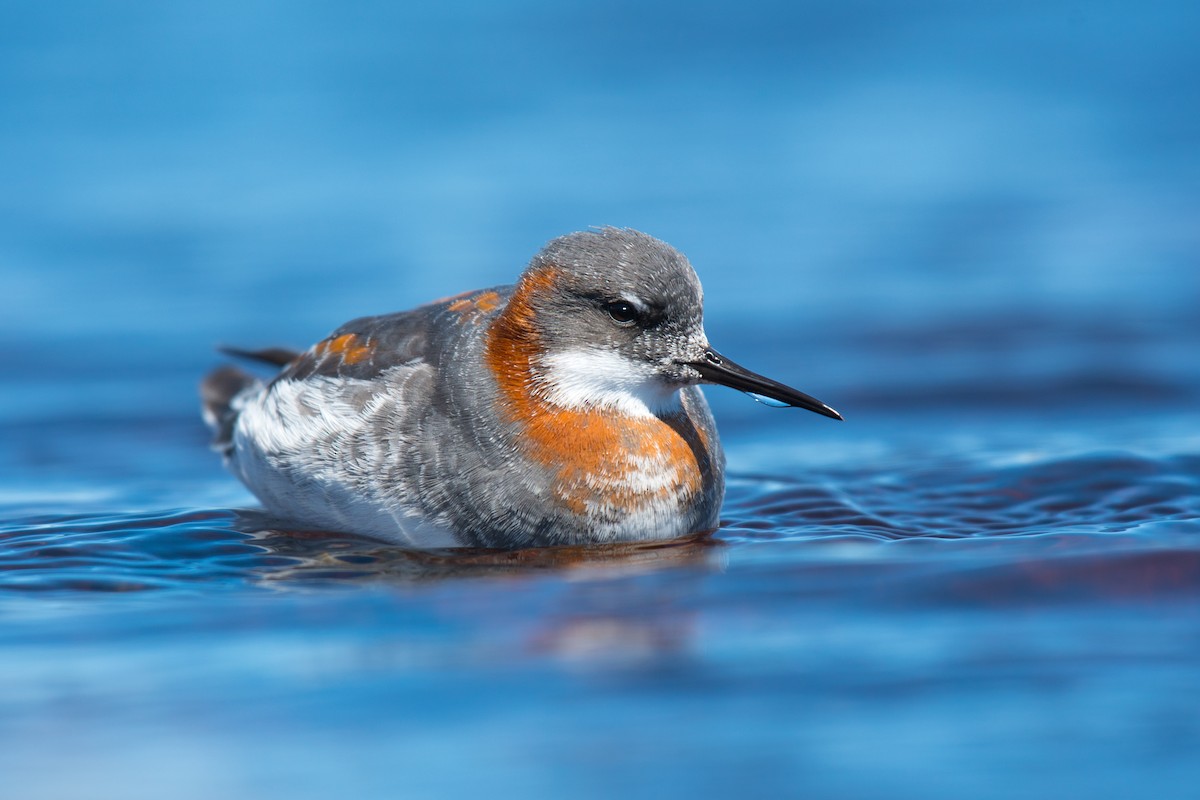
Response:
[745, 392, 791, 408]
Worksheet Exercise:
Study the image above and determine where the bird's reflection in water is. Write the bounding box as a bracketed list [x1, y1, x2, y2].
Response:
[234, 510, 720, 666]
[236, 510, 723, 583]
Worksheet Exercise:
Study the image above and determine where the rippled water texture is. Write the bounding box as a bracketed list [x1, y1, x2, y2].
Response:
[3, 1, 1199, 798]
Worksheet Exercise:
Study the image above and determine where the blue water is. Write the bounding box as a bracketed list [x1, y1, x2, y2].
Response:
[3, 2, 1199, 797]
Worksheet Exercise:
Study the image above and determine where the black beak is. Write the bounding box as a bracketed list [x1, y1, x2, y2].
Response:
[686, 349, 843, 420]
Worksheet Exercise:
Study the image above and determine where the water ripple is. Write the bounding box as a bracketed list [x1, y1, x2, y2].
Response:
[0, 509, 273, 593]
[723, 451, 1200, 542]
[1, 450, 1196, 598]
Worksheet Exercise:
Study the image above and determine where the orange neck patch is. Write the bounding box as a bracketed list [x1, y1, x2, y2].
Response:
[485, 266, 713, 517]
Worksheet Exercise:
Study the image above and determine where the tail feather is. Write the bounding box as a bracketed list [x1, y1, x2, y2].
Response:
[200, 365, 258, 455]
[218, 345, 301, 368]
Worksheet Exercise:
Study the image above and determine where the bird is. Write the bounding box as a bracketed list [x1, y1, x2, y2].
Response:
[201, 228, 841, 548]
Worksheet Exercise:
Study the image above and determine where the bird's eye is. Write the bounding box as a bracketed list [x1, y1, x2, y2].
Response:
[604, 300, 639, 326]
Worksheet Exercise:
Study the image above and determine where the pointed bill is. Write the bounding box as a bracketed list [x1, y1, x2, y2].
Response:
[687, 349, 843, 420]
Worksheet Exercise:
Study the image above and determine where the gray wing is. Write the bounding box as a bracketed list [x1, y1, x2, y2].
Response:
[201, 303, 444, 452]
[273, 305, 444, 384]
[269, 284, 515, 383]
[206, 287, 525, 544]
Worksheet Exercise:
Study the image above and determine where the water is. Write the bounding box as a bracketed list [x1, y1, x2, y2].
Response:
[2, 1, 1199, 798]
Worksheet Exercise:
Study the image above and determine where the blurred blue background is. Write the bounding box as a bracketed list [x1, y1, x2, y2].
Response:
[4, 0, 1197, 413]
[1, 2, 1198, 799]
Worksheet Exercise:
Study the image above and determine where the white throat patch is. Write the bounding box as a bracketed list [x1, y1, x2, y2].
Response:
[536, 348, 682, 418]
